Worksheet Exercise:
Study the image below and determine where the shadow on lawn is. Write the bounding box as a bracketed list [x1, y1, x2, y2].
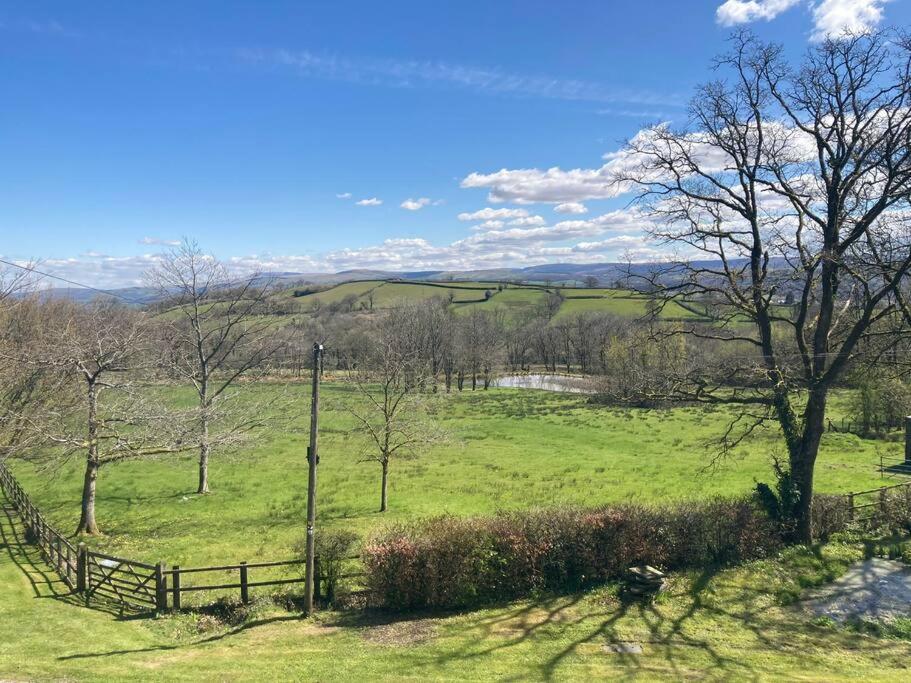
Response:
[348, 557, 908, 681]
[0, 497, 149, 621]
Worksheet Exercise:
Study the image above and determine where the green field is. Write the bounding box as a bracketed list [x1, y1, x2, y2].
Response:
[4, 490, 911, 680]
[285, 279, 701, 321]
[8, 384, 899, 566]
[3, 384, 911, 680]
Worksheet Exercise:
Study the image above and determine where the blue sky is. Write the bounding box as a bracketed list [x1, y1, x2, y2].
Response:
[1, 0, 907, 286]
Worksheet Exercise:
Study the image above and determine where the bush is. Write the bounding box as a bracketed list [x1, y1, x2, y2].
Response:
[295, 529, 360, 603]
[363, 497, 781, 610]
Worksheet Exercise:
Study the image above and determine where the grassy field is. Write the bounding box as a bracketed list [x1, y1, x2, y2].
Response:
[286, 279, 700, 321]
[3, 499, 911, 680]
[8, 383, 900, 567]
[3, 384, 911, 680]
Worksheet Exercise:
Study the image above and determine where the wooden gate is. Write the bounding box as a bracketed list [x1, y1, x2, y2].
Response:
[84, 550, 161, 612]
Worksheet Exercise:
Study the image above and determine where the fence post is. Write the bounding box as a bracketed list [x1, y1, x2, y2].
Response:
[55, 534, 62, 574]
[155, 562, 167, 614]
[848, 493, 855, 522]
[240, 562, 249, 605]
[171, 566, 181, 611]
[905, 416, 911, 465]
[76, 543, 88, 594]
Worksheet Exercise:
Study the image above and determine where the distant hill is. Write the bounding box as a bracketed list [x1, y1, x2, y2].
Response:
[35, 259, 787, 305]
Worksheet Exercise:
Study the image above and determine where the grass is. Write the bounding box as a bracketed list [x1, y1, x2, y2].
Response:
[3, 384, 911, 680]
[4, 494, 911, 680]
[8, 384, 900, 568]
[283, 278, 696, 321]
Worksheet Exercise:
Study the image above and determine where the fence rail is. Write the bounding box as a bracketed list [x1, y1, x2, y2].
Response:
[0, 461, 364, 615]
[847, 479, 911, 521]
[0, 461, 78, 590]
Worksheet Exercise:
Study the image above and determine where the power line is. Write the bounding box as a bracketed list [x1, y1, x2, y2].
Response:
[0, 257, 147, 306]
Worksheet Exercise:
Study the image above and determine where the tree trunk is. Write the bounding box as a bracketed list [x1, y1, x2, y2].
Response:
[380, 460, 389, 512]
[790, 389, 827, 544]
[76, 380, 100, 535]
[197, 411, 210, 494]
[76, 459, 100, 535]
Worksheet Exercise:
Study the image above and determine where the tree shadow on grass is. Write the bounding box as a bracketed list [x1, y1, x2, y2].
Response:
[56, 614, 304, 661]
[360, 555, 911, 681]
[0, 497, 152, 621]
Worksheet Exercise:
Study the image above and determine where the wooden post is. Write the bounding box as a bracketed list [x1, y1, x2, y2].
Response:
[55, 535, 62, 574]
[76, 543, 88, 594]
[172, 566, 181, 611]
[848, 493, 855, 522]
[905, 416, 911, 465]
[155, 562, 167, 614]
[240, 562, 249, 604]
[304, 343, 323, 617]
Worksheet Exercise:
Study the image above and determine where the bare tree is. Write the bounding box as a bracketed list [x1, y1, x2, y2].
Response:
[0, 263, 46, 460]
[13, 302, 190, 534]
[348, 308, 444, 512]
[614, 30, 911, 542]
[146, 240, 280, 493]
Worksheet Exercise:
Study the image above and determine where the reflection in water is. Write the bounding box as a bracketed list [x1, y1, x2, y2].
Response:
[494, 374, 596, 394]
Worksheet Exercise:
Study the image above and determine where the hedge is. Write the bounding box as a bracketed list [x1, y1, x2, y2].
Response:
[363, 497, 783, 610]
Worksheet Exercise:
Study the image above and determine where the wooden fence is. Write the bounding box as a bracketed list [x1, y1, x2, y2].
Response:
[0, 461, 364, 615]
[827, 415, 907, 436]
[0, 460, 78, 590]
[847, 480, 911, 521]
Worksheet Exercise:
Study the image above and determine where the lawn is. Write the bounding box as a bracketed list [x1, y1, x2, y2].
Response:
[8, 384, 900, 568]
[3, 384, 911, 681]
[3, 497, 911, 680]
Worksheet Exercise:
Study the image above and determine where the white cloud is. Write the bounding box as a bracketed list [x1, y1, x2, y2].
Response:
[461, 166, 617, 204]
[475, 220, 506, 231]
[336, 192, 352, 199]
[554, 202, 588, 215]
[139, 237, 181, 246]
[715, 0, 889, 39]
[811, 0, 888, 40]
[355, 197, 383, 206]
[457, 207, 529, 221]
[400, 197, 438, 211]
[716, 0, 801, 26]
[508, 215, 547, 227]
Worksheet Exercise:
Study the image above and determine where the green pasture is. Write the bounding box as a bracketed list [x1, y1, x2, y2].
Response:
[9, 384, 899, 568]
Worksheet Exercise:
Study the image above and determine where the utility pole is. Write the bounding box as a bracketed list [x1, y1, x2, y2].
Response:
[304, 343, 323, 616]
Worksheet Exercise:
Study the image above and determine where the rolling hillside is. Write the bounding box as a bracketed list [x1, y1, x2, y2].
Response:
[283, 279, 703, 321]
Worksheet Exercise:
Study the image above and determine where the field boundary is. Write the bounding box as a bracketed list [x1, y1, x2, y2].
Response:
[0, 460, 363, 615]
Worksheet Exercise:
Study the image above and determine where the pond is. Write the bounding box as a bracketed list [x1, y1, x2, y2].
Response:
[494, 374, 597, 394]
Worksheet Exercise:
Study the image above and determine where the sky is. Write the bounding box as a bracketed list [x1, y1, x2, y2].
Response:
[2, 0, 909, 287]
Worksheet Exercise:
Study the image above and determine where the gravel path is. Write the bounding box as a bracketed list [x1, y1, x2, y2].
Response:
[803, 558, 911, 623]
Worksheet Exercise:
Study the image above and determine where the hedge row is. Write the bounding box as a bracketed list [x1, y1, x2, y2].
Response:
[363, 497, 784, 610]
[359, 490, 911, 611]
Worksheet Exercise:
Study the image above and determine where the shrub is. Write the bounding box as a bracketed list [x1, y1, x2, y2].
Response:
[295, 529, 360, 603]
[363, 497, 781, 610]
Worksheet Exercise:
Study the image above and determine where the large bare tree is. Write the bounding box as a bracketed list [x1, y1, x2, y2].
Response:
[147, 241, 280, 493]
[348, 307, 445, 512]
[615, 30, 911, 542]
[13, 301, 190, 535]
